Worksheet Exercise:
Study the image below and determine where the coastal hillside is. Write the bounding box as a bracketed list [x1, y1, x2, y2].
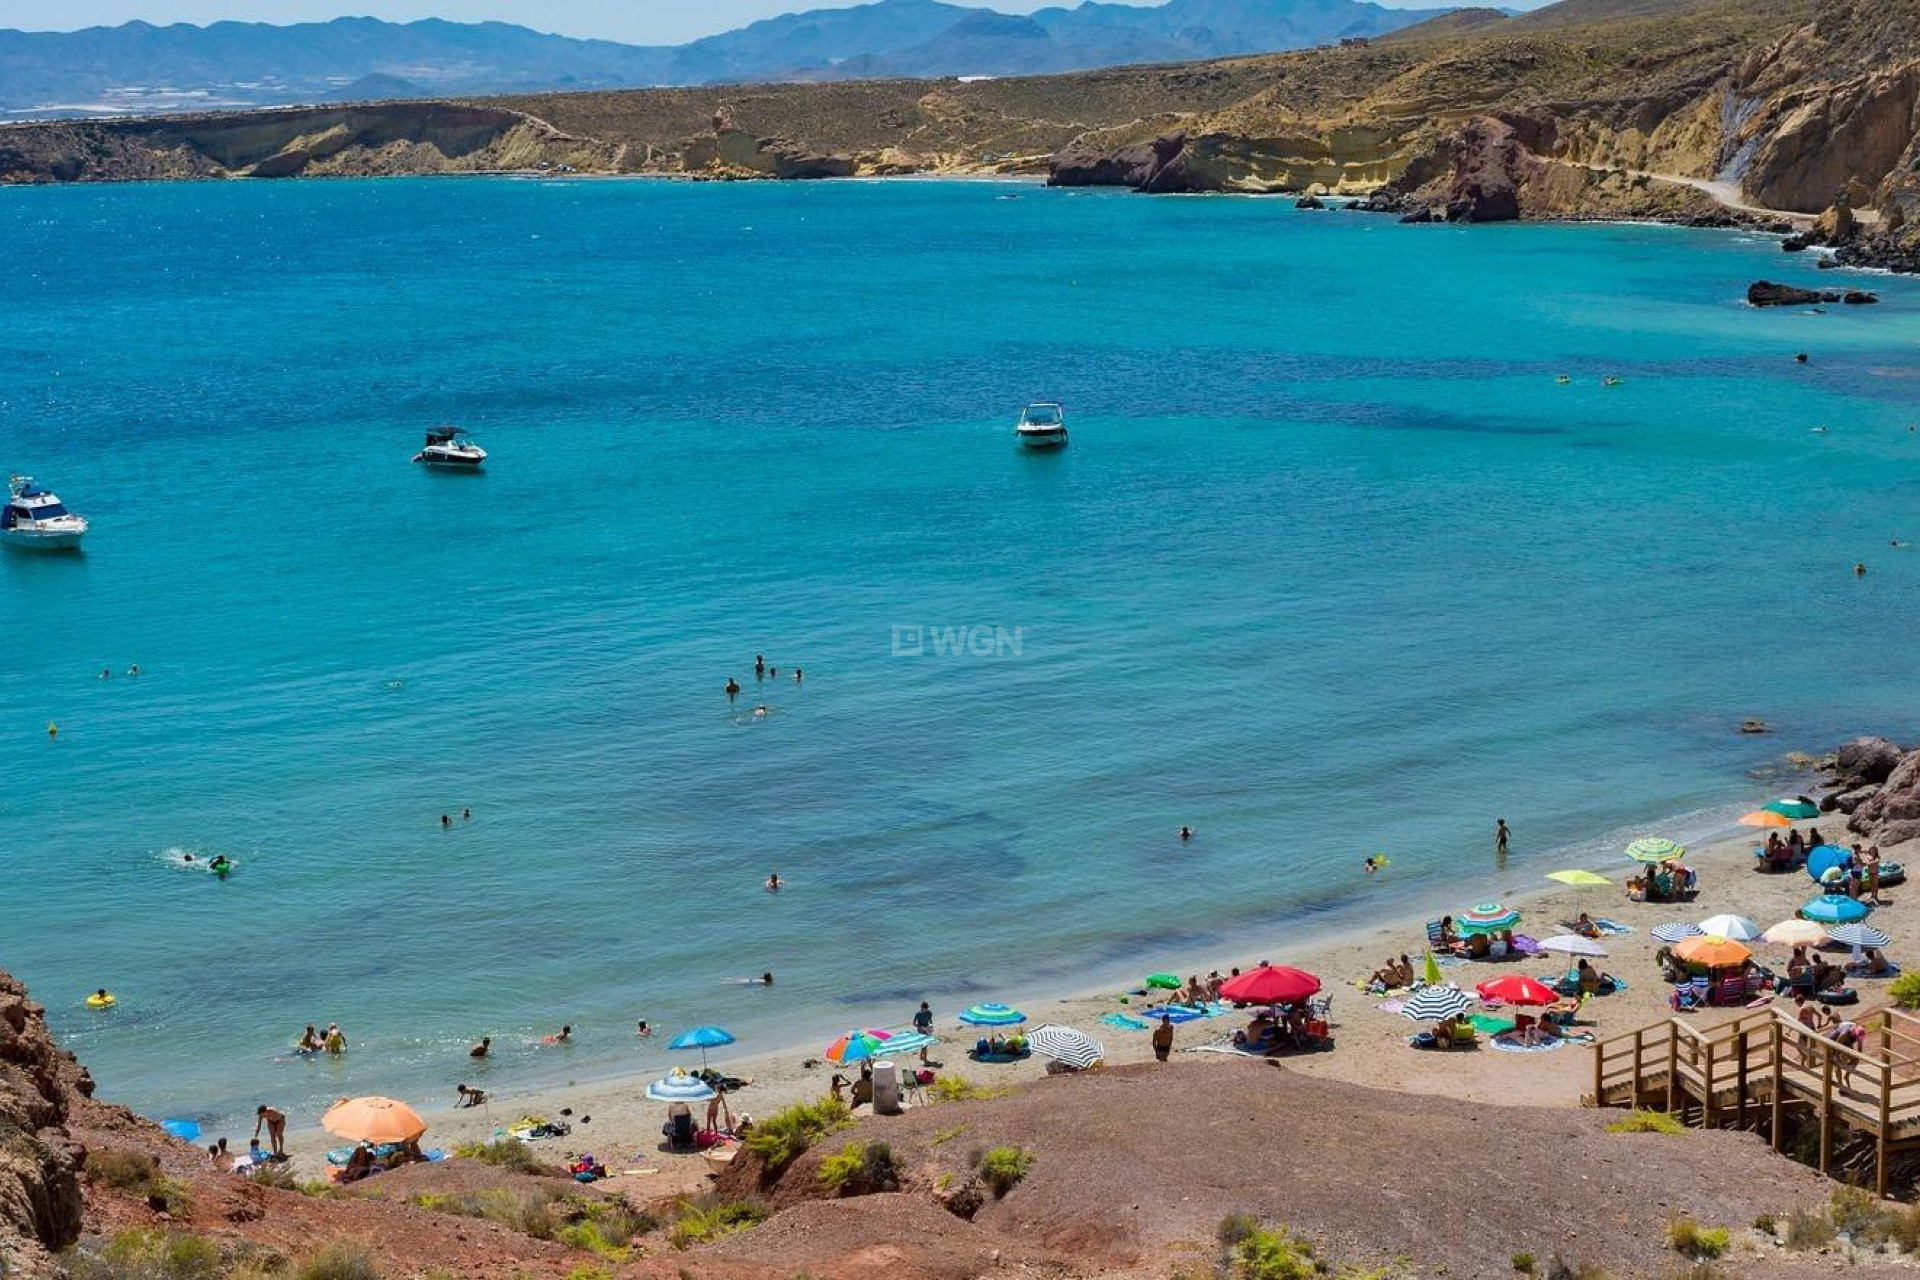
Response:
[5, 964, 1917, 1280]
[6, 0, 1920, 267]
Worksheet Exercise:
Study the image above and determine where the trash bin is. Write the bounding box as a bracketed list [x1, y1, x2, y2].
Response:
[872, 1059, 902, 1115]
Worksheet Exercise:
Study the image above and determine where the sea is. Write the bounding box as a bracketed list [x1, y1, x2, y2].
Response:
[4, 175, 1920, 1131]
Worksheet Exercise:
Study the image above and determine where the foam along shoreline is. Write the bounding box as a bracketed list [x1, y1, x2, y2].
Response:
[280, 797, 1855, 1174]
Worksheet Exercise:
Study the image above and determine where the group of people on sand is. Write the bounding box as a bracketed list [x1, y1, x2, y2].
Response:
[1433, 917, 1518, 960]
[1367, 955, 1417, 989]
[294, 1023, 348, 1055]
[1792, 991, 1870, 1066]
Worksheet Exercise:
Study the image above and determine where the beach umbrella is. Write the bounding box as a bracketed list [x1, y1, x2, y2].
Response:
[957, 1003, 1026, 1026]
[1422, 951, 1443, 986]
[1739, 810, 1794, 829]
[1673, 935, 1752, 968]
[824, 1029, 893, 1065]
[1026, 1024, 1104, 1069]
[1766, 798, 1821, 820]
[1399, 986, 1473, 1022]
[321, 1096, 427, 1146]
[873, 1030, 938, 1057]
[1651, 921, 1704, 945]
[1802, 894, 1870, 925]
[1827, 924, 1891, 950]
[160, 1118, 201, 1142]
[1145, 974, 1182, 991]
[1540, 935, 1608, 958]
[667, 1024, 736, 1068]
[1806, 845, 1852, 884]
[1475, 975, 1557, 1007]
[1626, 837, 1686, 864]
[1401, 985, 1473, 1022]
[1456, 902, 1521, 935]
[645, 1068, 716, 1103]
[1696, 914, 1763, 942]
[1546, 870, 1612, 887]
[1219, 965, 1321, 1005]
[1763, 919, 1828, 946]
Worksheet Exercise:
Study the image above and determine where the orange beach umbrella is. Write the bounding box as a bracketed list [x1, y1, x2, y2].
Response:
[1673, 935, 1752, 968]
[1739, 810, 1793, 829]
[321, 1095, 427, 1145]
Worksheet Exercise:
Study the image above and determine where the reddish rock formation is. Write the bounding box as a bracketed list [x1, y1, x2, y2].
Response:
[0, 973, 88, 1277]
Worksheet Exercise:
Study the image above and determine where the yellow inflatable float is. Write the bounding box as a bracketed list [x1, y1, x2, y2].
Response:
[86, 989, 115, 1009]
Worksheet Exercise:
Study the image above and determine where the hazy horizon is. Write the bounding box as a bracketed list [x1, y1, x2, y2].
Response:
[0, 0, 1549, 46]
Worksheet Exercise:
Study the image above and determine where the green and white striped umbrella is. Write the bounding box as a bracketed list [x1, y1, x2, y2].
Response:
[1626, 837, 1686, 864]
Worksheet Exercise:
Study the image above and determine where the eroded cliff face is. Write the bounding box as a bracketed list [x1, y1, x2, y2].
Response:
[0, 972, 89, 1279]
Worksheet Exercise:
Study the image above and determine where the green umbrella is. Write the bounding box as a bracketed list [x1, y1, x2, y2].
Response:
[1145, 974, 1181, 990]
[1626, 837, 1686, 864]
[1422, 951, 1443, 986]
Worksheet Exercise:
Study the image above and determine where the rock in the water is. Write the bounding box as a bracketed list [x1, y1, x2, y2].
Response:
[1837, 734, 1905, 785]
[1295, 194, 1326, 210]
[1747, 280, 1842, 307]
[1849, 746, 1920, 844]
[1781, 235, 1811, 252]
[1399, 207, 1436, 224]
[1741, 719, 1771, 734]
[1442, 117, 1524, 223]
[1844, 290, 1880, 304]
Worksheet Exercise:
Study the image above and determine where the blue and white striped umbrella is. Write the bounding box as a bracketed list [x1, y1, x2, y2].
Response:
[874, 1031, 938, 1057]
[645, 1068, 716, 1103]
[1651, 922, 1704, 944]
[1827, 924, 1891, 950]
[1025, 1025, 1103, 1069]
[1399, 986, 1472, 1023]
[957, 1003, 1026, 1026]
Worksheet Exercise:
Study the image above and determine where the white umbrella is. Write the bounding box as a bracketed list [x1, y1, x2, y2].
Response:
[1025, 1024, 1103, 1069]
[1763, 919, 1828, 947]
[1540, 935, 1608, 958]
[1696, 914, 1764, 942]
[645, 1068, 715, 1103]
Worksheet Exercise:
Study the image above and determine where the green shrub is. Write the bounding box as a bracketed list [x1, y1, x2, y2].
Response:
[556, 1199, 654, 1260]
[667, 1196, 771, 1250]
[929, 1076, 1007, 1103]
[452, 1139, 547, 1173]
[75, 1229, 225, 1280]
[1605, 1110, 1686, 1136]
[743, 1098, 851, 1168]
[294, 1246, 379, 1280]
[975, 1146, 1032, 1197]
[1887, 971, 1920, 1010]
[930, 1124, 966, 1146]
[1218, 1214, 1262, 1247]
[566, 1267, 611, 1280]
[405, 1188, 568, 1239]
[1512, 1252, 1537, 1274]
[816, 1141, 898, 1196]
[1665, 1217, 1727, 1260]
[1783, 1208, 1836, 1251]
[1751, 1214, 1776, 1236]
[1224, 1224, 1318, 1280]
[86, 1152, 193, 1214]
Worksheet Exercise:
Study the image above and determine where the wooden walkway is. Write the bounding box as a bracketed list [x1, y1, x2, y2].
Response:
[1592, 1005, 1920, 1195]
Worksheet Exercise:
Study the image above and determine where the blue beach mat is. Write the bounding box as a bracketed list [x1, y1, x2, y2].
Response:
[1101, 1012, 1150, 1031]
[1490, 1033, 1566, 1054]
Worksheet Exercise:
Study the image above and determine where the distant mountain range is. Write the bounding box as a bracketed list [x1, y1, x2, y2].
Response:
[0, 0, 1463, 118]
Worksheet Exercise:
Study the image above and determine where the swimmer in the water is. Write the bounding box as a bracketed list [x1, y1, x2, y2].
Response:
[462, 807, 471, 821]
[542, 1025, 572, 1045]
[793, 668, 802, 683]
[726, 678, 740, 699]
[1178, 826, 1192, 841]
[753, 705, 769, 719]
[1856, 562, 1868, 576]
[754, 653, 765, 677]
[635, 1019, 651, 1038]
[47, 722, 56, 740]
[469, 1036, 491, 1058]
[296, 1024, 321, 1053]
[766, 870, 781, 892]
[1364, 855, 1386, 874]
[1795, 353, 1808, 363]
[440, 813, 452, 828]
[1812, 426, 1831, 434]
[99, 666, 110, 679]
[182, 853, 195, 863]
[762, 972, 774, 985]
[209, 855, 232, 875]
[128, 664, 139, 676]
[768, 665, 778, 678]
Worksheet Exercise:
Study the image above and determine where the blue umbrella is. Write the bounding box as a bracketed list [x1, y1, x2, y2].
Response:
[1801, 894, 1870, 924]
[957, 1003, 1026, 1026]
[1806, 845, 1853, 884]
[645, 1068, 716, 1103]
[160, 1118, 201, 1142]
[667, 1025, 736, 1068]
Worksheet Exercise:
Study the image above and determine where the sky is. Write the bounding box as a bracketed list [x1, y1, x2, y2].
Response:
[0, 0, 1492, 45]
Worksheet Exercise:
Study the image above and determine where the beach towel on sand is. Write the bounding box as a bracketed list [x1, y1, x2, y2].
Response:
[1593, 919, 1634, 936]
[1490, 1033, 1566, 1054]
[1101, 1012, 1150, 1031]
[1469, 1014, 1515, 1035]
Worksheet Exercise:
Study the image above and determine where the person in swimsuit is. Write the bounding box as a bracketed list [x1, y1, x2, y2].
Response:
[253, 1105, 287, 1158]
[295, 1025, 321, 1053]
[470, 1036, 491, 1058]
[324, 1024, 347, 1054]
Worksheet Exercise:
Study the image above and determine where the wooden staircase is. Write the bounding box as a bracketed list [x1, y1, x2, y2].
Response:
[1591, 1005, 1920, 1195]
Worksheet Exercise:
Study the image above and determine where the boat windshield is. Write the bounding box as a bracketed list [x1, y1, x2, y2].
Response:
[13, 502, 66, 519]
[1021, 406, 1063, 426]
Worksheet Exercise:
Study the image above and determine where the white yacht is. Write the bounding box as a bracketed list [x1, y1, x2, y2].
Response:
[1015, 402, 1068, 450]
[413, 426, 487, 470]
[2, 476, 88, 550]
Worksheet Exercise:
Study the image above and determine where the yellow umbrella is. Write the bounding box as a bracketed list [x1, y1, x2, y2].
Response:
[1422, 951, 1442, 986]
[1739, 810, 1793, 829]
[1673, 934, 1751, 969]
[1546, 870, 1612, 887]
[321, 1096, 427, 1145]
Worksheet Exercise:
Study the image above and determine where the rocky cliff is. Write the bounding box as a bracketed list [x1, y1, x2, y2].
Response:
[0, 973, 88, 1278]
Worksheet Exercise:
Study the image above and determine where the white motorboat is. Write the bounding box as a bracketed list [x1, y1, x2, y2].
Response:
[413, 426, 487, 470]
[2, 476, 88, 550]
[1015, 402, 1068, 450]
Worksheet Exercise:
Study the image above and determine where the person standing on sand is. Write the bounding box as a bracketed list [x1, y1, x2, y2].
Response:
[913, 1000, 935, 1063]
[254, 1105, 287, 1157]
[1864, 845, 1885, 904]
[1151, 1014, 1174, 1062]
[705, 1083, 731, 1133]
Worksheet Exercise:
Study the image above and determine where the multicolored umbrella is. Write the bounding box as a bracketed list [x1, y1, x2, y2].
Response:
[1802, 894, 1871, 925]
[1475, 975, 1557, 1007]
[824, 1029, 892, 1064]
[1673, 935, 1752, 968]
[1766, 798, 1821, 820]
[957, 1003, 1026, 1026]
[1696, 914, 1763, 942]
[1827, 924, 1891, 950]
[1546, 870, 1612, 887]
[1026, 1025, 1103, 1069]
[1457, 902, 1521, 935]
[1219, 965, 1322, 1005]
[1763, 919, 1828, 946]
[1400, 986, 1473, 1022]
[645, 1068, 716, 1103]
[1651, 921, 1704, 944]
[1739, 810, 1794, 829]
[1626, 837, 1686, 864]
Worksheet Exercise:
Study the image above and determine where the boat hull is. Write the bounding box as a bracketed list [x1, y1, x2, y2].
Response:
[2, 528, 85, 550]
[416, 453, 486, 470]
[1017, 429, 1068, 450]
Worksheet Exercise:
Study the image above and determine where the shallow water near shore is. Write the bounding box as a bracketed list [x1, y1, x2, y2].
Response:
[5, 176, 1920, 1129]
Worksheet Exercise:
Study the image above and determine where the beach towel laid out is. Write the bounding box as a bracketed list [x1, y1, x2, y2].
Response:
[1182, 1042, 1271, 1060]
[1509, 934, 1546, 957]
[1593, 920, 1634, 936]
[1100, 1012, 1149, 1031]
[1469, 1014, 1516, 1036]
[1490, 1033, 1566, 1054]
[1376, 1000, 1406, 1015]
[1136, 1003, 1216, 1024]
[1847, 963, 1902, 979]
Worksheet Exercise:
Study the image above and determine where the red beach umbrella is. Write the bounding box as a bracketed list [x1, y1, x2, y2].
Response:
[1475, 975, 1557, 1007]
[1219, 964, 1321, 1005]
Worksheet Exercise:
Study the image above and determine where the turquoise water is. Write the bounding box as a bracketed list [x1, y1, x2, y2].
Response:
[6, 176, 1920, 1129]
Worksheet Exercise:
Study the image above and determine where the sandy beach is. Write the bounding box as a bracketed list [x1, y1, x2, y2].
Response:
[280, 805, 1890, 1183]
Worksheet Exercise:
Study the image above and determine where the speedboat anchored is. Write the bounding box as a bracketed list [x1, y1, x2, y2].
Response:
[413, 426, 487, 470]
[1015, 402, 1068, 451]
[2, 476, 88, 550]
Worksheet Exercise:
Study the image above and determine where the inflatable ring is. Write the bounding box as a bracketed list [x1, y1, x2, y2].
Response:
[86, 993, 115, 1009]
